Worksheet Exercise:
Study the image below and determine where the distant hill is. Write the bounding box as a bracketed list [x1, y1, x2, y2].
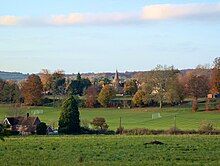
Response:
[0, 71, 28, 81]
[0, 69, 205, 81]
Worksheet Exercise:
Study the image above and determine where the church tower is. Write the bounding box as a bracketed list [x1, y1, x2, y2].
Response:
[112, 70, 120, 89]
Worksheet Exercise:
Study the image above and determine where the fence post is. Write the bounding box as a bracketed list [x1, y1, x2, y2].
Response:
[119, 117, 122, 128]
[174, 115, 176, 129]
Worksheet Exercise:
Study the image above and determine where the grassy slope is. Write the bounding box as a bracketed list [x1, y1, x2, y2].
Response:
[0, 104, 219, 130]
[0, 135, 220, 165]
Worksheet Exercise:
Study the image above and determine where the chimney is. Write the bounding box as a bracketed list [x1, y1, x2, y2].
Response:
[27, 113, 29, 118]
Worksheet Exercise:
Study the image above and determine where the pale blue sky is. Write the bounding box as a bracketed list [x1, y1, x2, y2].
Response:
[0, 0, 220, 73]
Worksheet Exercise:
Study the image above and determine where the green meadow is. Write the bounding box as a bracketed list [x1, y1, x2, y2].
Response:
[0, 103, 219, 130]
[0, 135, 220, 165]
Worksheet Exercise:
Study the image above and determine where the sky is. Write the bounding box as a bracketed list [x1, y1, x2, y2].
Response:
[0, 0, 220, 74]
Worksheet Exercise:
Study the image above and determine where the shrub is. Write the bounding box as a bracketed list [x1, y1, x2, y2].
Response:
[199, 121, 214, 132]
[36, 122, 47, 135]
[81, 119, 90, 129]
[91, 117, 109, 131]
[166, 127, 181, 135]
[116, 126, 124, 134]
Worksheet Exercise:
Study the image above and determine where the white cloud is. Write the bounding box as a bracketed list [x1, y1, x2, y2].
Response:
[0, 16, 19, 25]
[141, 3, 220, 20]
[49, 12, 137, 25]
[1, 3, 220, 27]
[50, 13, 84, 25]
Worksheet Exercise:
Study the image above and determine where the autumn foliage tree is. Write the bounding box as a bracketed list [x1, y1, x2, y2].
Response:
[21, 74, 43, 105]
[85, 85, 100, 108]
[39, 69, 52, 93]
[98, 85, 115, 107]
[124, 79, 138, 96]
[132, 90, 144, 107]
[188, 75, 209, 111]
[146, 65, 179, 108]
[210, 57, 220, 94]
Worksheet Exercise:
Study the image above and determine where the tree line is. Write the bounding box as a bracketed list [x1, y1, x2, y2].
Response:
[0, 57, 219, 112]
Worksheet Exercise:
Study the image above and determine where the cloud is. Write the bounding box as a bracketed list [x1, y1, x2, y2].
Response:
[49, 12, 137, 25]
[0, 16, 19, 25]
[0, 3, 220, 27]
[141, 3, 220, 20]
[50, 13, 84, 25]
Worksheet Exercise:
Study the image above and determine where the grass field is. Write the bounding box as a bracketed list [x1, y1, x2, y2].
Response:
[0, 135, 220, 165]
[0, 104, 220, 130]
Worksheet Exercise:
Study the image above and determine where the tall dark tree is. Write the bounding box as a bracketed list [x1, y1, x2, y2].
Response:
[0, 80, 21, 104]
[58, 96, 80, 134]
[68, 73, 91, 96]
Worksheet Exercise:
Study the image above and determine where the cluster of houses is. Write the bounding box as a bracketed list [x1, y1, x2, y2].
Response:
[2, 113, 54, 135]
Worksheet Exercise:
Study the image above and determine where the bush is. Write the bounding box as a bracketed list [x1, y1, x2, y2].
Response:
[36, 122, 47, 135]
[166, 127, 181, 135]
[199, 121, 214, 132]
[81, 119, 90, 129]
[91, 117, 109, 131]
[80, 127, 115, 135]
[116, 126, 124, 134]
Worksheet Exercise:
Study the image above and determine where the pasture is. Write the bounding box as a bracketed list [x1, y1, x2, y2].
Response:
[0, 104, 219, 130]
[0, 135, 220, 165]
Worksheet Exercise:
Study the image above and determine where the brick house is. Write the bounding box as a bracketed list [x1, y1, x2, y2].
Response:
[3, 113, 41, 135]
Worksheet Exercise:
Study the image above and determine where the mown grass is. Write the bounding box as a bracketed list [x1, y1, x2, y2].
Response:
[0, 135, 219, 165]
[0, 103, 220, 130]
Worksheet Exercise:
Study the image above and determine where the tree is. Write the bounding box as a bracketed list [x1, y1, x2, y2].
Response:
[146, 65, 179, 108]
[21, 74, 43, 105]
[91, 117, 108, 130]
[85, 85, 100, 108]
[68, 73, 91, 96]
[124, 79, 138, 96]
[52, 70, 66, 96]
[165, 77, 185, 105]
[188, 75, 210, 111]
[0, 81, 21, 104]
[213, 57, 220, 69]
[36, 122, 47, 135]
[132, 90, 144, 107]
[210, 57, 220, 94]
[39, 69, 52, 93]
[58, 96, 80, 134]
[98, 85, 115, 107]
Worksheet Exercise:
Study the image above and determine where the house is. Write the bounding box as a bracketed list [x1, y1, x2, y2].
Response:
[3, 113, 41, 135]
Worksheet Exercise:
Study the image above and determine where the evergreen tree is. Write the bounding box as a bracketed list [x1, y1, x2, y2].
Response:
[58, 96, 80, 134]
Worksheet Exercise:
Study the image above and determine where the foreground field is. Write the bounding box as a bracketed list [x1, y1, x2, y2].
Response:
[0, 104, 219, 130]
[0, 135, 219, 165]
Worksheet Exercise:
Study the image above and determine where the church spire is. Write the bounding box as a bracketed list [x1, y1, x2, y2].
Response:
[112, 69, 120, 86]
